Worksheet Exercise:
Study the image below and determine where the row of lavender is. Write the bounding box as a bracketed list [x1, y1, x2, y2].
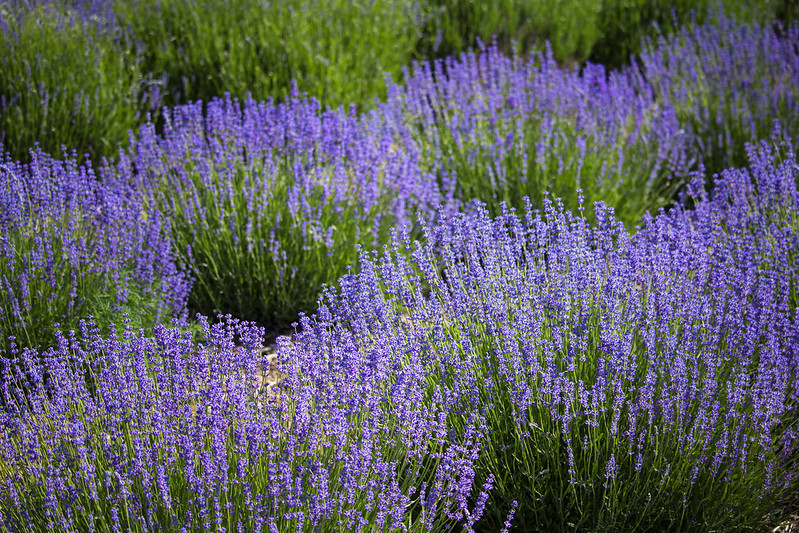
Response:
[3, 13, 798, 346]
[1, 136, 796, 530]
[4, 0, 782, 165]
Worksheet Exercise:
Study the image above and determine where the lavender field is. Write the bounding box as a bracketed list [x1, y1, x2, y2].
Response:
[1, 2, 798, 532]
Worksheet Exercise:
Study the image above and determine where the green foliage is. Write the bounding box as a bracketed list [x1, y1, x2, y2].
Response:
[417, 0, 780, 69]
[590, 0, 779, 69]
[777, 0, 799, 26]
[113, 0, 422, 112]
[0, 3, 159, 163]
[416, 0, 603, 64]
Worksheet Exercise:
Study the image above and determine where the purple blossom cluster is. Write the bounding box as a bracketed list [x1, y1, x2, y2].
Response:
[0, 315, 494, 532]
[639, 10, 799, 173]
[382, 41, 694, 224]
[112, 90, 442, 323]
[281, 137, 799, 529]
[0, 148, 190, 351]
[123, 90, 440, 240]
[1, 141, 796, 531]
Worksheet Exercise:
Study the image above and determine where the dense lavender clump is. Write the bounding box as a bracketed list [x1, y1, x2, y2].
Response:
[639, 10, 799, 175]
[668, 124, 799, 312]
[0, 315, 494, 532]
[105, 39, 704, 325]
[114, 91, 441, 326]
[383, 42, 694, 227]
[283, 139, 799, 530]
[0, 149, 190, 352]
[2, 142, 796, 531]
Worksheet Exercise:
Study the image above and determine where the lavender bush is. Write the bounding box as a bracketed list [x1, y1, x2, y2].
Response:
[0, 148, 190, 353]
[2, 8, 799, 529]
[639, 10, 799, 176]
[282, 137, 799, 530]
[1, 138, 796, 531]
[0, 315, 494, 532]
[110, 51, 697, 328]
[675, 123, 799, 312]
[0, 1, 162, 163]
[115, 92, 442, 327]
[385, 43, 694, 229]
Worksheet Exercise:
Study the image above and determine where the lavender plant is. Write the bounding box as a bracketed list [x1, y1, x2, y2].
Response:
[283, 139, 799, 530]
[0, 1, 162, 163]
[1, 139, 797, 531]
[115, 92, 442, 328]
[0, 315, 494, 532]
[91, 16, 799, 332]
[675, 123, 799, 312]
[0, 148, 190, 353]
[639, 10, 799, 176]
[386, 43, 694, 229]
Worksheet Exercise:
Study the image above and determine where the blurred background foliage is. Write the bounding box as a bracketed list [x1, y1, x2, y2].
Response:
[0, 0, 795, 164]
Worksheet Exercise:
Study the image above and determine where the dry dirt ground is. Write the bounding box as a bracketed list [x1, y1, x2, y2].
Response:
[774, 514, 799, 532]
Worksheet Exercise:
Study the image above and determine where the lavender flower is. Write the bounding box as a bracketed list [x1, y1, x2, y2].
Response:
[639, 10, 799, 175]
[0, 313, 490, 532]
[383, 41, 693, 227]
[111, 91, 441, 327]
[278, 137, 799, 530]
[0, 147, 190, 352]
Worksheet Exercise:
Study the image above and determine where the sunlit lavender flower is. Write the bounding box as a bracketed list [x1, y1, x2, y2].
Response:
[0, 147, 190, 352]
